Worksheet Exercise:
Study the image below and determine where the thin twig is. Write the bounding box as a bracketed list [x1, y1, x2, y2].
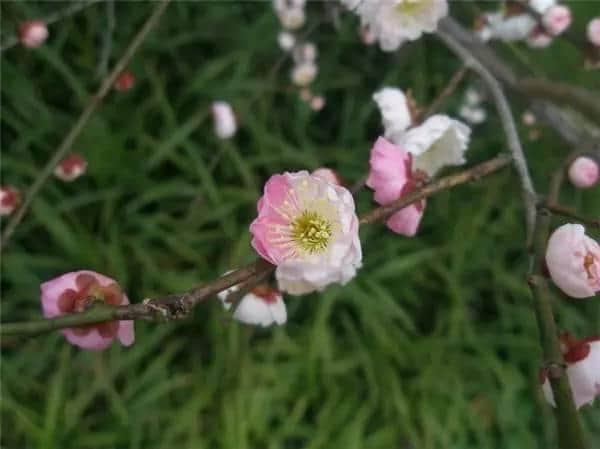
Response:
[0, 1, 103, 52]
[546, 203, 600, 229]
[0, 0, 172, 252]
[436, 28, 537, 244]
[96, 0, 116, 79]
[0, 155, 512, 336]
[420, 65, 468, 122]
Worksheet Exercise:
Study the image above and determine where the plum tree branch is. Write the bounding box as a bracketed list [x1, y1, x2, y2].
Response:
[0, 0, 172, 252]
[1, 154, 512, 337]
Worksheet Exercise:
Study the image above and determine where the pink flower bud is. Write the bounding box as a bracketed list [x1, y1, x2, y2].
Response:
[586, 17, 600, 46]
[211, 101, 237, 139]
[18, 20, 48, 48]
[568, 156, 599, 188]
[521, 111, 536, 126]
[541, 333, 600, 409]
[219, 284, 286, 327]
[54, 153, 87, 182]
[310, 95, 326, 111]
[542, 5, 571, 36]
[0, 186, 20, 216]
[366, 137, 426, 237]
[311, 168, 341, 185]
[114, 71, 135, 92]
[41, 271, 135, 350]
[545, 224, 600, 298]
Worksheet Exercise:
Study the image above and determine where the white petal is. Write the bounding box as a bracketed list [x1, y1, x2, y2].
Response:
[373, 87, 412, 139]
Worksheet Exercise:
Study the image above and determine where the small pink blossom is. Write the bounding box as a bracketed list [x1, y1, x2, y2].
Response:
[0, 186, 20, 216]
[541, 333, 600, 409]
[366, 137, 425, 237]
[542, 5, 571, 36]
[54, 153, 87, 182]
[587, 18, 600, 46]
[218, 284, 286, 327]
[18, 20, 48, 48]
[114, 71, 135, 92]
[545, 224, 600, 298]
[311, 168, 341, 185]
[291, 62, 317, 86]
[310, 95, 326, 111]
[250, 171, 361, 295]
[41, 271, 135, 350]
[568, 156, 599, 189]
[212, 101, 237, 139]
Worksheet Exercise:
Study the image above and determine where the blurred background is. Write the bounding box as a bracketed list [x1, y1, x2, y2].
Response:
[1, 1, 599, 448]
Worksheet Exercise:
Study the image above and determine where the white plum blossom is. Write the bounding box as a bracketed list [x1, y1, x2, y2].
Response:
[218, 284, 287, 327]
[397, 115, 471, 177]
[587, 18, 600, 47]
[274, 0, 306, 30]
[278, 31, 296, 51]
[343, 0, 448, 51]
[373, 87, 413, 142]
[291, 62, 318, 86]
[212, 101, 237, 139]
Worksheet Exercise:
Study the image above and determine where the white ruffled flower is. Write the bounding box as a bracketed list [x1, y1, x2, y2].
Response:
[212, 101, 237, 139]
[542, 337, 600, 409]
[398, 115, 471, 176]
[343, 0, 448, 51]
[373, 87, 412, 142]
[218, 283, 287, 327]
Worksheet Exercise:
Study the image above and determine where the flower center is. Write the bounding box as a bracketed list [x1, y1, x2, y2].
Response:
[290, 210, 332, 253]
[395, 0, 424, 15]
[583, 253, 597, 280]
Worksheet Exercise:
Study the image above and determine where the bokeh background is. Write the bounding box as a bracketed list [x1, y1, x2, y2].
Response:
[1, 1, 599, 448]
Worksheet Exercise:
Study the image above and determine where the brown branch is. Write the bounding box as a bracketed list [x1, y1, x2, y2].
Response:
[546, 203, 600, 229]
[0, 0, 172, 252]
[419, 65, 469, 122]
[1, 154, 512, 337]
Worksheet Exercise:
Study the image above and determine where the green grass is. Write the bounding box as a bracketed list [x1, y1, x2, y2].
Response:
[1, 2, 599, 448]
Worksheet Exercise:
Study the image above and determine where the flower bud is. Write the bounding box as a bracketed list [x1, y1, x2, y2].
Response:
[211, 101, 237, 139]
[0, 186, 20, 216]
[18, 20, 48, 48]
[54, 153, 87, 182]
[587, 18, 600, 47]
[277, 31, 296, 51]
[542, 5, 572, 36]
[114, 71, 135, 92]
[568, 156, 599, 189]
[291, 62, 317, 86]
[41, 271, 135, 350]
[310, 95, 325, 111]
[545, 224, 600, 298]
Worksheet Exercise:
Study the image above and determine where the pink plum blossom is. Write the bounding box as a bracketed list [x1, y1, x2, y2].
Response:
[0, 186, 20, 216]
[54, 153, 87, 182]
[541, 333, 600, 409]
[542, 5, 571, 36]
[587, 18, 600, 46]
[18, 20, 48, 48]
[545, 224, 600, 298]
[41, 271, 135, 350]
[212, 101, 237, 139]
[311, 168, 341, 185]
[250, 171, 362, 295]
[218, 283, 287, 327]
[366, 137, 425, 236]
[310, 95, 326, 111]
[568, 157, 599, 189]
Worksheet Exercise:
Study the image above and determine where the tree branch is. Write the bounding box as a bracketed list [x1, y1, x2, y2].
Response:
[1, 155, 512, 337]
[0, 0, 172, 252]
[436, 28, 537, 244]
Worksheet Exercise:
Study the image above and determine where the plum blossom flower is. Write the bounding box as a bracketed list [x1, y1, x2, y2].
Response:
[291, 62, 317, 86]
[278, 31, 296, 51]
[18, 20, 48, 48]
[218, 283, 287, 327]
[397, 115, 471, 177]
[41, 271, 135, 350]
[366, 137, 426, 236]
[312, 168, 341, 185]
[343, 0, 448, 51]
[587, 18, 600, 47]
[250, 171, 362, 295]
[274, 0, 306, 30]
[545, 224, 600, 298]
[542, 5, 571, 36]
[54, 153, 87, 182]
[373, 87, 413, 143]
[310, 95, 326, 111]
[541, 333, 600, 409]
[568, 157, 599, 189]
[0, 186, 20, 216]
[114, 71, 135, 92]
[212, 101, 237, 139]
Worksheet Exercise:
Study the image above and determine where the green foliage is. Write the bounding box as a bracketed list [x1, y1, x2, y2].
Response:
[1, 2, 599, 448]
